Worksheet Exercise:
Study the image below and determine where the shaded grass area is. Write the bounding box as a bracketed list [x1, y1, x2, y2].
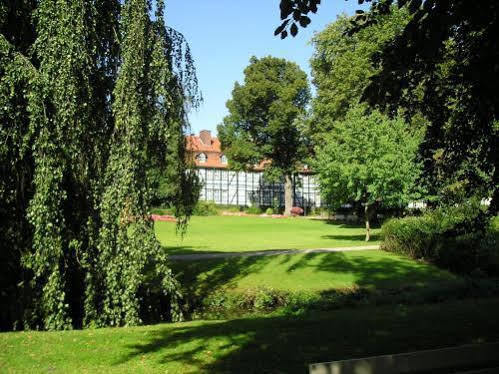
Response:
[155, 216, 380, 254]
[172, 250, 457, 296]
[172, 249, 471, 319]
[2, 298, 499, 373]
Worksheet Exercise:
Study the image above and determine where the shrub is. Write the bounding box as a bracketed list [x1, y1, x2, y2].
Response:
[381, 201, 498, 275]
[246, 205, 262, 215]
[199, 287, 288, 318]
[265, 207, 274, 215]
[309, 207, 321, 216]
[272, 197, 281, 214]
[193, 200, 218, 216]
[187, 279, 499, 320]
[150, 206, 174, 215]
[218, 205, 244, 213]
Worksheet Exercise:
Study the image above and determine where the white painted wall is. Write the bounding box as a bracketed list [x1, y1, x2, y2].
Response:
[196, 168, 322, 207]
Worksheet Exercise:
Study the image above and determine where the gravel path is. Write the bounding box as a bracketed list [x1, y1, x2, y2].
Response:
[168, 244, 380, 261]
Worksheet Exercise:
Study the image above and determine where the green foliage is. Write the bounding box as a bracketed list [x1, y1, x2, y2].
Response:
[4, 297, 499, 373]
[189, 278, 499, 320]
[0, 0, 199, 330]
[218, 56, 310, 214]
[287, 0, 498, 214]
[245, 205, 262, 215]
[265, 207, 274, 215]
[200, 287, 288, 318]
[309, 8, 409, 137]
[271, 196, 281, 214]
[193, 200, 218, 216]
[360, 1, 499, 211]
[382, 202, 499, 275]
[218, 56, 309, 177]
[314, 105, 423, 214]
[150, 206, 175, 216]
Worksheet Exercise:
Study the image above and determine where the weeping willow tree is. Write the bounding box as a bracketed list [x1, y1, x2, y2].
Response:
[0, 0, 200, 330]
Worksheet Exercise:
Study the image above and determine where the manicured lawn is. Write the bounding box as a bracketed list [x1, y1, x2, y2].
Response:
[155, 216, 380, 253]
[2, 298, 499, 373]
[172, 250, 458, 295]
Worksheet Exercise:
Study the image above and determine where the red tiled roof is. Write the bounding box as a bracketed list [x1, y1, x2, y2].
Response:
[186, 134, 266, 170]
[185, 133, 312, 173]
[186, 135, 222, 153]
[186, 135, 228, 169]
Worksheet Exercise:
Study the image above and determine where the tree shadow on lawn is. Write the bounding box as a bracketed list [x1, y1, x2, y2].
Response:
[163, 245, 225, 255]
[172, 251, 455, 303]
[320, 234, 380, 242]
[114, 298, 499, 373]
[172, 254, 280, 298]
[319, 219, 380, 229]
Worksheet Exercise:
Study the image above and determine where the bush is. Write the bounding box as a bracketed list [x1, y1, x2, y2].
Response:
[217, 205, 244, 213]
[187, 279, 499, 320]
[265, 207, 274, 215]
[272, 197, 281, 214]
[199, 287, 288, 318]
[150, 206, 175, 215]
[246, 205, 262, 215]
[193, 200, 218, 216]
[381, 201, 498, 275]
[309, 207, 327, 217]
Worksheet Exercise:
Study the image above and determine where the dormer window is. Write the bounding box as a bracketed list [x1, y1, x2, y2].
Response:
[196, 153, 207, 163]
[220, 154, 228, 164]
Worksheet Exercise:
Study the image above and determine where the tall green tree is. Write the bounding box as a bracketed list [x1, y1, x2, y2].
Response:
[309, 8, 409, 138]
[315, 105, 423, 241]
[0, 0, 199, 330]
[218, 56, 310, 215]
[277, 0, 498, 214]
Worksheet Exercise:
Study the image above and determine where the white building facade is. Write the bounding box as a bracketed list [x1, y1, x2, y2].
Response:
[187, 130, 322, 208]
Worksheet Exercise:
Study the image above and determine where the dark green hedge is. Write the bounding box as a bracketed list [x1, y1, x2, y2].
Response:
[381, 202, 498, 275]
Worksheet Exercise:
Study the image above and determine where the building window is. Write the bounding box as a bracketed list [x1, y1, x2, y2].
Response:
[220, 154, 228, 164]
[196, 153, 207, 163]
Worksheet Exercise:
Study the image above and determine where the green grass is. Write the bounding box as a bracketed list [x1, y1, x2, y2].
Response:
[155, 216, 380, 253]
[172, 250, 457, 295]
[2, 298, 499, 373]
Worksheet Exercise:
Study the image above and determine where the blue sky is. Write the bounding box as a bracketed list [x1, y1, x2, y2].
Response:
[165, 0, 363, 135]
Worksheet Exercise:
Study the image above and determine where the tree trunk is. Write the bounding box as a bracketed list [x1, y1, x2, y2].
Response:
[284, 174, 293, 216]
[364, 203, 374, 241]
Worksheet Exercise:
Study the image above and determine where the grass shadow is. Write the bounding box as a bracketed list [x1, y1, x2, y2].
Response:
[320, 234, 380, 242]
[114, 298, 499, 373]
[172, 250, 457, 314]
[172, 254, 283, 300]
[284, 251, 450, 288]
[164, 245, 226, 255]
[317, 219, 382, 230]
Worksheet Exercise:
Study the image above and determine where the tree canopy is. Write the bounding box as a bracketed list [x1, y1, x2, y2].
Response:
[309, 7, 409, 137]
[314, 105, 423, 240]
[281, 0, 497, 212]
[0, 0, 199, 330]
[218, 56, 310, 215]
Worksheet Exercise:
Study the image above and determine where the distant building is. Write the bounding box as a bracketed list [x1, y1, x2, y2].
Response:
[186, 130, 322, 208]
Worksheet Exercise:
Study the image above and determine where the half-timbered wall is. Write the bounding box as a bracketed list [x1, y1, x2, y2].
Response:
[196, 168, 322, 208]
